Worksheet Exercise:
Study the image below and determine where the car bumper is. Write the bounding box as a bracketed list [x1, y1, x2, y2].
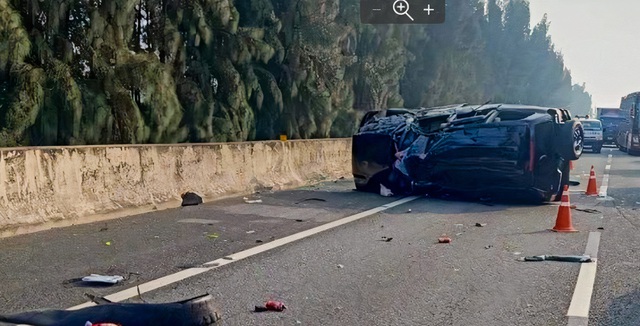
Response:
[583, 139, 603, 148]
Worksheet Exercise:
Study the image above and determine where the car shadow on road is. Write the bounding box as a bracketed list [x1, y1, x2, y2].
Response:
[598, 288, 640, 326]
[382, 194, 551, 216]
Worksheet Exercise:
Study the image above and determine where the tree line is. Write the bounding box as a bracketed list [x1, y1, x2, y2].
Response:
[0, 0, 592, 146]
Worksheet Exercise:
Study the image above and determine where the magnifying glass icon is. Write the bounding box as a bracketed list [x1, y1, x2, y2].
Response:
[392, 0, 414, 21]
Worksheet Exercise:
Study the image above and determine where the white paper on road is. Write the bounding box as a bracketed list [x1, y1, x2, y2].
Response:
[82, 274, 124, 284]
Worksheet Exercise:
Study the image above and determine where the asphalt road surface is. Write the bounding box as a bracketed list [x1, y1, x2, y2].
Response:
[1, 146, 639, 326]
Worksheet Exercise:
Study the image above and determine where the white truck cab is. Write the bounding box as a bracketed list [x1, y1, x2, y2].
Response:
[579, 118, 604, 153]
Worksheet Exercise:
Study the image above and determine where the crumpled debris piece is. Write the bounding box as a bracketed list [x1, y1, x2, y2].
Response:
[380, 184, 394, 197]
[438, 237, 451, 243]
[181, 192, 203, 206]
[81, 274, 125, 284]
[521, 255, 592, 263]
[1, 293, 221, 325]
[255, 300, 286, 312]
[571, 207, 601, 214]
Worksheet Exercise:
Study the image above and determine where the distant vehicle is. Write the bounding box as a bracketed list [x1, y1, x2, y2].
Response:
[597, 107, 627, 145]
[617, 92, 640, 155]
[578, 118, 604, 153]
[352, 104, 584, 203]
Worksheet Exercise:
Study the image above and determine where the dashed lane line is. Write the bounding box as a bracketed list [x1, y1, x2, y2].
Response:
[567, 232, 601, 326]
[599, 155, 612, 197]
[67, 195, 420, 310]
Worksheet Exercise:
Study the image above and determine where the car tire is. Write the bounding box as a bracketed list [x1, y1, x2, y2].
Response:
[558, 121, 584, 160]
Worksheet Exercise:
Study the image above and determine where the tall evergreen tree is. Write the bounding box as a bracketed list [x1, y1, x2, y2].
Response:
[0, 0, 592, 146]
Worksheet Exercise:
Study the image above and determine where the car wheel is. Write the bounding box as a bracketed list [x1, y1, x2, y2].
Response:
[558, 121, 584, 160]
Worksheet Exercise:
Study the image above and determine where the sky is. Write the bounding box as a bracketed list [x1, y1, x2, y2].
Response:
[528, 0, 640, 109]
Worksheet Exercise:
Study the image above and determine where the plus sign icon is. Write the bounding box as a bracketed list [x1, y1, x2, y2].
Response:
[361, 0, 445, 24]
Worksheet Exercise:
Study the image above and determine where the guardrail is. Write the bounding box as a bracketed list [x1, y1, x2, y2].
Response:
[0, 139, 352, 237]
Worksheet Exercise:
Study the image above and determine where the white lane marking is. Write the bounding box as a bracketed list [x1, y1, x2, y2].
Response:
[68, 196, 420, 310]
[599, 156, 612, 197]
[567, 232, 601, 324]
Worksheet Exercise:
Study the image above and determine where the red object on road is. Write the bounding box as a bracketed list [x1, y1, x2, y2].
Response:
[265, 300, 286, 311]
[438, 237, 451, 243]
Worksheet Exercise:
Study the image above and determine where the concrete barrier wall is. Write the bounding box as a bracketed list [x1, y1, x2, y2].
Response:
[0, 139, 352, 237]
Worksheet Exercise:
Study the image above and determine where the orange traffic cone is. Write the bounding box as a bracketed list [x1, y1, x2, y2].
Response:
[552, 185, 578, 233]
[585, 165, 598, 196]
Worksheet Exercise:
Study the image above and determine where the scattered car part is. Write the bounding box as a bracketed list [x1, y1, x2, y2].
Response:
[0, 293, 221, 326]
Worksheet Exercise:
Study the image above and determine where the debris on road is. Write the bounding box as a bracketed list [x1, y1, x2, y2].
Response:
[181, 192, 203, 206]
[85, 293, 114, 305]
[380, 184, 394, 197]
[0, 293, 221, 326]
[407, 209, 412, 213]
[597, 227, 604, 230]
[485, 245, 493, 249]
[81, 274, 124, 285]
[254, 300, 286, 312]
[207, 233, 219, 239]
[256, 240, 264, 243]
[105, 241, 112, 246]
[337, 264, 344, 268]
[475, 223, 487, 227]
[438, 236, 451, 243]
[570, 207, 601, 214]
[521, 255, 593, 263]
[246, 230, 256, 234]
[295, 219, 304, 222]
[379, 236, 393, 242]
[244, 198, 263, 204]
[295, 198, 327, 204]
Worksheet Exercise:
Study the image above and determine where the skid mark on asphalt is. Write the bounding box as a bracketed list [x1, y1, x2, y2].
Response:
[67, 196, 420, 310]
[567, 231, 601, 326]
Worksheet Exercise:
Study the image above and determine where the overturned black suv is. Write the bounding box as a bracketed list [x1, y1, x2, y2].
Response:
[352, 104, 584, 203]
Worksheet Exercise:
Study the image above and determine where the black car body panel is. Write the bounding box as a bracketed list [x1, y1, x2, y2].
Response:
[352, 104, 584, 203]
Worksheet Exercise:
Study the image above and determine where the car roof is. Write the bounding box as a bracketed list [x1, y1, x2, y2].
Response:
[579, 119, 601, 122]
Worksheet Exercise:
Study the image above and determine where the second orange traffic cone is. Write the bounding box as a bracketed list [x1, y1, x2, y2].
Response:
[585, 165, 598, 196]
[552, 185, 578, 233]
